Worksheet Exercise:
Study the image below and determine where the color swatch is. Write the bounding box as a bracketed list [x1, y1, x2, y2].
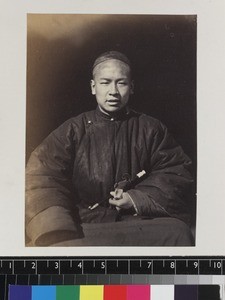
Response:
[8, 285, 222, 300]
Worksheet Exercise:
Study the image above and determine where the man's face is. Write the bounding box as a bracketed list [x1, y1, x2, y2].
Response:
[91, 59, 134, 114]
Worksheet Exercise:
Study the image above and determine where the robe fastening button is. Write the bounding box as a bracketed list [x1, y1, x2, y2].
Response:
[110, 118, 114, 121]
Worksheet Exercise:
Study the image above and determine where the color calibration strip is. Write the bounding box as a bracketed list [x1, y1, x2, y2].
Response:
[9, 285, 222, 300]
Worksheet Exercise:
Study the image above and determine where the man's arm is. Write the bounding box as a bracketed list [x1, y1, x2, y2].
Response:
[110, 120, 193, 225]
[26, 120, 82, 246]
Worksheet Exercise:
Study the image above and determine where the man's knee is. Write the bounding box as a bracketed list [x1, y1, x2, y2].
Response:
[163, 218, 194, 246]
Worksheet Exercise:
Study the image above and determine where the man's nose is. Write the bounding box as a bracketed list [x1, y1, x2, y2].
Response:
[109, 83, 119, 95]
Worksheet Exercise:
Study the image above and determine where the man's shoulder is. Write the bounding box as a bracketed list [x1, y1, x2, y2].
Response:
[47, 110, 96, 140]
[60, 110, 96, 128]
[129, 109, 163, 129]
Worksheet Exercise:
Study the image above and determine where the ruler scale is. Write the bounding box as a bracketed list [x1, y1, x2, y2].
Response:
[1, 257, 224, 275]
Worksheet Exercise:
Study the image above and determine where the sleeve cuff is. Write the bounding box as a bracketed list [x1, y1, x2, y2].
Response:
[26, 206, 82, 246]
[126, 192, 139, 214]
[127, 189, 170, 217]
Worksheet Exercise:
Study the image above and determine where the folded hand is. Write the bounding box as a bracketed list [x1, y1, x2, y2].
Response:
[109, 189, 133, 210]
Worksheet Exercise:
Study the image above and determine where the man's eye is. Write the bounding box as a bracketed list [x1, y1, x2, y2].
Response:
[100, 82, 109, 85]
[118, 82, 127, 85]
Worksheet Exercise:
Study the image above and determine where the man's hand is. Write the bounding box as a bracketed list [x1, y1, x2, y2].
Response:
[109, 189, 133, 210]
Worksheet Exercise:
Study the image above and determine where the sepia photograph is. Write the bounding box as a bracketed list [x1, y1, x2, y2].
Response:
[25, 14, 197, 247]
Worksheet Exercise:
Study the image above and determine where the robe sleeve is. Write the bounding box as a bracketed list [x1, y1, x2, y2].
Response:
[25, 120, 83, 246]
[127, 120, 193, 225]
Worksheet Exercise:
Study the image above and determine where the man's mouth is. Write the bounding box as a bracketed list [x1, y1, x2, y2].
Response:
[107, 99, 120, 105]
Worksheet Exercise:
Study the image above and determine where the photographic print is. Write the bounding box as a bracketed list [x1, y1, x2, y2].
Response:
[25, 14, 197, 247]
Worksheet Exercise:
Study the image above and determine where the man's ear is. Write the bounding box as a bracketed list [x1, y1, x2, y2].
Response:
[90, 79, 96, 95]
[130, 80, 134, 94]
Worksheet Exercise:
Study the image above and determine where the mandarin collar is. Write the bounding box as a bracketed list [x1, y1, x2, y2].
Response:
[95, 105, 130, 121]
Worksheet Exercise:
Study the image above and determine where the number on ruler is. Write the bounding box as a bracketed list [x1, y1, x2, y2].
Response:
[31, 262, 36, 269]
[55, 262, 59, 269]
[147, 262, 152, 268]
[101, 262, 105, 269]
[213, 261, 221, 269]
[78, 262, 82, 269]
[170, 262, 175, 269]
[193, 261, 198, 268]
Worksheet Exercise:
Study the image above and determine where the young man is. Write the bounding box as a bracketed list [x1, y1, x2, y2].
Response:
[26, 51, 194, 246]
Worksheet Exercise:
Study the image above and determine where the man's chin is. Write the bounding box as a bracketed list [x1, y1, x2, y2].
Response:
[102, 106, 122, 114]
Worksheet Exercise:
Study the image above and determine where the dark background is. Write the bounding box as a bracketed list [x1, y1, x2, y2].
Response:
[26, 14, 196, 170]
